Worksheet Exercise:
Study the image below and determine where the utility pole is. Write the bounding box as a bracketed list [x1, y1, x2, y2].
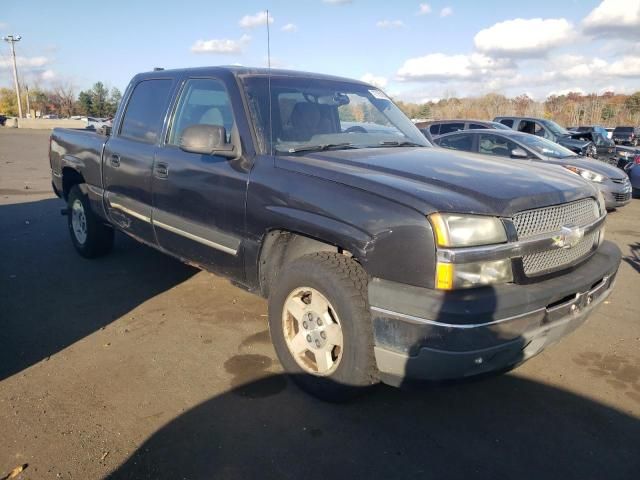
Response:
[3, 35, 23, 119]
[25, 85, 31, 117]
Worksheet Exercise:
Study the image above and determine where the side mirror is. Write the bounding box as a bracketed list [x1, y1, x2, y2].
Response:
[179, 124, 235, 157]
[511, 147, 528, 159]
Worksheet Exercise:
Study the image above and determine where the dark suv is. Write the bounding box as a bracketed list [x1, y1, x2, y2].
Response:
[612, 126, 639, 146]
[494, 116, 595, 157]
[417, 119, 511, 136]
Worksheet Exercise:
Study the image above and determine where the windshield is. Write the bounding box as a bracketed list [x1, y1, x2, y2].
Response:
[241, 76, 430, 154]
[513, 133, 577, 159]
[542, 119, 570, 137]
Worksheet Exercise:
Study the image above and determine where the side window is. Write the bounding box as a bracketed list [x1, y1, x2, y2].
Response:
[534, 122, 554, 140]
[499, 119, 513, 128]
[429, 123, 440, 135]
[119, 79, 172, 144]
[168, 78, 235, 145]
[478, 134, 519, 157]
[439, 122, 464, 134]
[438, 134, 473, 152]
[469, 123, 488, 130]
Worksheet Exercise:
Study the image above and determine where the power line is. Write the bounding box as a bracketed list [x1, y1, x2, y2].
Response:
[2, 34, 23, 118]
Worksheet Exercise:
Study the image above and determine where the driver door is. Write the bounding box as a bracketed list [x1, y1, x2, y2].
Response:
[151, 77, 248, 278]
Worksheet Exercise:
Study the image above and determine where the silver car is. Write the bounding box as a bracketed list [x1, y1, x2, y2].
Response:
[433, 129, 632, 210]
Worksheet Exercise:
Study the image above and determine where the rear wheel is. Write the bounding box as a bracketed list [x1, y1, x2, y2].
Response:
[268, 252, 378, 401]
[67, 185, 114, 258]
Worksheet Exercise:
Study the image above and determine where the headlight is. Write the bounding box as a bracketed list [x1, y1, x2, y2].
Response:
[430, 213, 511, 290]
[563, 165, 605, 183]
[436, 259, 513, 290]
[429, 213, 507, 247]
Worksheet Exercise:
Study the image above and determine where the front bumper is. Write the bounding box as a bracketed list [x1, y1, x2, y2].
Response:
[369, 240, 621, 386]
[600, 181, 632, 209]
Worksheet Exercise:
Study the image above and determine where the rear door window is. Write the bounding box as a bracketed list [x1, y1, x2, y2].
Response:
[439, 122, 464, 134]
[469, 123, 488, 130]
[499, 119, 513, 128]
[438, 133, 474, 152]
[119, 79, 173, 144]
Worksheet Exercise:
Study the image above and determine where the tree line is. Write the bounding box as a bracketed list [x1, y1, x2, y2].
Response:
[0, 82, 122, 118]
[395, 90, 640, 127]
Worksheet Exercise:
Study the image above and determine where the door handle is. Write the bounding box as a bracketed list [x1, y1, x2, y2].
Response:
[110, 154, 121, 167]
[154, 162, 169, 179]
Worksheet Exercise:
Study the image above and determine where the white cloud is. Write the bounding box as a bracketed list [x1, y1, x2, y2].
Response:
[547, 87, 586, 97]
[440, 6, 453, 17]
[376, 20, 405, 28]
[583, 0, 640, 38]
[40, 69, 56, 81]
[239, 11, 273, 29]
[281, 23, 298, 32]
[397, 53, 512, 81]
[417, 3, 431, 15]
[0, 56, 51, 69]
[323, 0, 352, 4]
[360, 73, 388, 88]
[191, 34, 251, 54]
[609, 55, 640, 77]
[474, 18, 573, 57]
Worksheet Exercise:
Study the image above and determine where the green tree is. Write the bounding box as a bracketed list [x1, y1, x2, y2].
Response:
[106, 87, 122, 117]
[90, 82, 109, 117]
[77, 90, 94, 116]
[625, 92, 640, 115]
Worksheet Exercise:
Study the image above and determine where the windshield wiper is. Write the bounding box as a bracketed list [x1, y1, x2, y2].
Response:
[284, 142, 358, 153]
[377, 140, 424, 147]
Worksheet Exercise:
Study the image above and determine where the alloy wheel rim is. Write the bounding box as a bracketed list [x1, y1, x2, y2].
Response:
[71, 199, 88, 244]
[282, 287, 344, 376]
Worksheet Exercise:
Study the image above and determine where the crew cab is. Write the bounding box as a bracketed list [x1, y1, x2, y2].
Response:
[495, 116, 596, 157]
[50, 67, 621, 400]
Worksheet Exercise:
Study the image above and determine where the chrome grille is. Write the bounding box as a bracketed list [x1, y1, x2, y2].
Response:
[512, 199, 599, 276]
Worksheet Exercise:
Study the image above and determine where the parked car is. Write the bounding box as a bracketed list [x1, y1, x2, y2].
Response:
[42, 114, 59, 119]
[434, 129, 632, 210]
[49, 66, 620, 400]
[0, 114, 7, 126]
[612, 126, 639, 146]
[416, 119, 511, 136]
[494, 116, 596, 157]
[568, 127, 616, 163]
[616, 146, 640, 169]
[624, 158, 640, 198]
[86, 117, 112, 131]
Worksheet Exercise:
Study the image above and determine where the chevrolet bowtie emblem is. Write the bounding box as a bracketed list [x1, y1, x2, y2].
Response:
[553, 225, 584, 249]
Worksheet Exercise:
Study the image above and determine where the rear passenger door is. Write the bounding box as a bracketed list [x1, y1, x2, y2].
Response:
[103, 78, 175, 242]
[151, 77, 249, 279]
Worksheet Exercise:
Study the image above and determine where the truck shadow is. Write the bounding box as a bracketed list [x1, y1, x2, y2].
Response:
[0, 198, 197, 381]
[623, 242, 640, 274]
[104, 373, 639, 480]
[105, 288, 639, 480]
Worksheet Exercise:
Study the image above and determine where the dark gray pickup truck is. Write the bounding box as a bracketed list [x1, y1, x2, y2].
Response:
[50, 67, 621, 400]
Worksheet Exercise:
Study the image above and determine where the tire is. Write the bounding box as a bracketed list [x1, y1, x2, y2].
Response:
[633, 188, 640, 199]
[67, 185, 114, 258]
[268, 252, 378, 401]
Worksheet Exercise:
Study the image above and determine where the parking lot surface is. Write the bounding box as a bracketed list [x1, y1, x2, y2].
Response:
[1, 128, 639, 479]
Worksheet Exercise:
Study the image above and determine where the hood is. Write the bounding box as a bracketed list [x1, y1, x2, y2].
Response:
[558, 136, 591, 150]
[541, 155, 626, 180]
[275, 147, 597, 217]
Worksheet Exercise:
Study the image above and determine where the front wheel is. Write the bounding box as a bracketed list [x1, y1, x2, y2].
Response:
[268, 252, 378, 401]
[67, 185, 114, 258]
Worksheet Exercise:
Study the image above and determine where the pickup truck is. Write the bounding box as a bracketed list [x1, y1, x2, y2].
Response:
[50, 67, 621, 401]
[494, 116, 597, 157]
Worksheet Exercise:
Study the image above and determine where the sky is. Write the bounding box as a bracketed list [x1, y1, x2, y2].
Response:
[1, 0, 639, 102]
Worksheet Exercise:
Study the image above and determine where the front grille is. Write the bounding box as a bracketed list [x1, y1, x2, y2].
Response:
[614, 191, 631, 203]
[611, 177, 628, 184]
[512, 199, 599, 276]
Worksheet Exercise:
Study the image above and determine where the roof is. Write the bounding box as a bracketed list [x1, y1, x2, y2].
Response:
[133, 65, 370, 86]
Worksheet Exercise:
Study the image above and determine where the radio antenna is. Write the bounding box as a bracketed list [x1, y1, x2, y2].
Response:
[266, 9, 273, 156]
